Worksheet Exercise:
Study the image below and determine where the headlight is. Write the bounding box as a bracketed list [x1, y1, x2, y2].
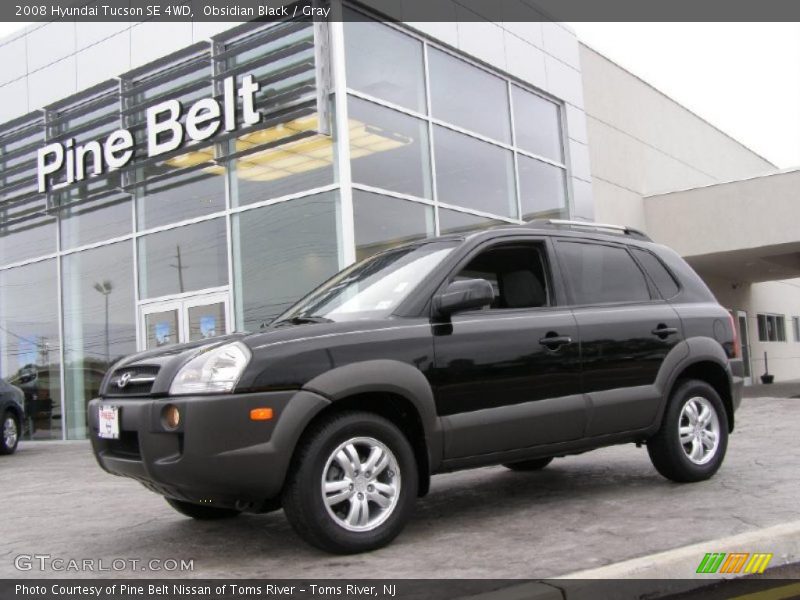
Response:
[169, 341, 251, 395]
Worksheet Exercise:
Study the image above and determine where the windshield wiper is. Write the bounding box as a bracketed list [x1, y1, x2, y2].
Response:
[272, 315, 333, 327]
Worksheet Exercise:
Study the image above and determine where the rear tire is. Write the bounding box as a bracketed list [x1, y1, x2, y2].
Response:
[647, 379, 728, 483]
[165, 498, 241, 520]
[503, 457, 553, 471]
[0, 410, 20, 455]
[282, 411, 418, 554]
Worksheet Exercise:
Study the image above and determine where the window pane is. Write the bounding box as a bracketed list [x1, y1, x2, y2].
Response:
[632, 248, 680, 300]
[438, 209, 503, 235]
[0, 205, 56, 267]
[757, 314, 767, 342]
[434, 126, 516, 217]
[0, 260, 61, 440]
[233, 193, 340, 330]
[136, 163, 226, 230]
[349, 97, 431, 198]
[429, 48, 511, 143]
[353, 190, 434, 261]
[518, 155, 567, 220]
[60, 194, 131, 250]
[512, 86, 563, 162]
[138, 218, 228, 299]
[344, 13, 426, 113]
[455, 244, 550, 309]
[232, 114, 335, 207]
[62, 241, 135, 439]
[559, 242, 651, 305]
[777, 316, 786, 341]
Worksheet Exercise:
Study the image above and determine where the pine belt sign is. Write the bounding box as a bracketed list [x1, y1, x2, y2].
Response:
[37, 74, 262, 193]
[11, 11, 332, 200]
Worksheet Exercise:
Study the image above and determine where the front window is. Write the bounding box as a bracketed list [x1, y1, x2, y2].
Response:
[276, 241, 457, 323]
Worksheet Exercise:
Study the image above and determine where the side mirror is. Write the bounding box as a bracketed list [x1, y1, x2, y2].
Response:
[434, 279, 494, 317]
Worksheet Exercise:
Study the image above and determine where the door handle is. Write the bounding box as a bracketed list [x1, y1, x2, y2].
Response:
[652, 325, 678, 338]
[539, 334, 572, 349]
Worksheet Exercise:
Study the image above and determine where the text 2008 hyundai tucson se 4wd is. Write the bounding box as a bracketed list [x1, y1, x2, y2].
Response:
[90, 220, 743, 554]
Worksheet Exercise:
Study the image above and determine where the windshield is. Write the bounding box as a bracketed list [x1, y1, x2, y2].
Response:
[275, 241, 458, 323]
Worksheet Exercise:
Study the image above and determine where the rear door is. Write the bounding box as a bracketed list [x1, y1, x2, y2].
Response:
[554, 239, 684, 436]
[431, 237, 585, 459]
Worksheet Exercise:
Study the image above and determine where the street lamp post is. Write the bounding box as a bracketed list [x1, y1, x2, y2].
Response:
[93, 280, 114, 365]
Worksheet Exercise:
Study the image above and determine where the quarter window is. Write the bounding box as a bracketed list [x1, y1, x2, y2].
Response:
[631, 248, 680, 299]
[558, 242, 651, 305]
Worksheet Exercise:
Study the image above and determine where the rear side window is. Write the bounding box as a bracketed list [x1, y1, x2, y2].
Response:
[558, 241, 651, 305]
[631, 248, 680, 299]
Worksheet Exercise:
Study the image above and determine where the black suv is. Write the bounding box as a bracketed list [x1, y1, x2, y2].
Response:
[89, 220, 743, 553]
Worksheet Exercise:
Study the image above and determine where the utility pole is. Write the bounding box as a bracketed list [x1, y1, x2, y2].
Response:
[169, 245, 187, 294]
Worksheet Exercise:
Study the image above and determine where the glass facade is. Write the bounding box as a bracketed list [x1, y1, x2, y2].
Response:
[0, 11, 569, 440]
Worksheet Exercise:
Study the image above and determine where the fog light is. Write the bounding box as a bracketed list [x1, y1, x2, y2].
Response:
[163, 404, 180, 429]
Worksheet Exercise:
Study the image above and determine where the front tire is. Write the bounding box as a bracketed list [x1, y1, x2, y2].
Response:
[1, 410, 20, 455]
[282, 411, 418, 554]
[503, 457, 553, 471]
[647, 379, 728, 483]
[165, 498, 241, 520]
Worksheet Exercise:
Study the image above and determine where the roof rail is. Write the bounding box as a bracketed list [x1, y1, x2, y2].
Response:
[543, 219, 652, 241]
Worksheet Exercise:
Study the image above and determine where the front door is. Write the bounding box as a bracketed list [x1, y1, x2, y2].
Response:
[432, 240, 585, 459]
[139, 291, 231, 350]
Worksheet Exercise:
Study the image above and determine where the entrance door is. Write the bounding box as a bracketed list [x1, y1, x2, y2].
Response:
[737, 310, 752, 384]
[139, 291, 231, 351]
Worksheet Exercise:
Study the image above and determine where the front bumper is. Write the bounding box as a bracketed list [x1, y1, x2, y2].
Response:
[88, 389, 329, 509]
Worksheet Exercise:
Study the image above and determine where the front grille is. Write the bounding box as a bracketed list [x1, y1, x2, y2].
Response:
[105, 431, 141, 460]
[105, 365, 160, 396]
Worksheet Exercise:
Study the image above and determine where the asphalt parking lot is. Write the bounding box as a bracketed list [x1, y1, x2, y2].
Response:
[2, 396, 798, 579]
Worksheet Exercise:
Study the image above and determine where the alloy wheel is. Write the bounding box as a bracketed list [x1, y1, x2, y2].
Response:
[678, 396, 720, 465]
[321, 436, 401, 532]
[3, 416, 18, 449]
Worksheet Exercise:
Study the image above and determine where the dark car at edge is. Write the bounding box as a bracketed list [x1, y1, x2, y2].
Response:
[89, 220, 744, 553]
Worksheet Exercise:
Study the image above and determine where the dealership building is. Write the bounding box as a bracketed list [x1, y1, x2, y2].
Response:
[0, 3, 797, 441]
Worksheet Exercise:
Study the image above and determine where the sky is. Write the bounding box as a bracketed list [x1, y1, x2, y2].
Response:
[0, 21, 797, 167]
[571, 22, 800, 168]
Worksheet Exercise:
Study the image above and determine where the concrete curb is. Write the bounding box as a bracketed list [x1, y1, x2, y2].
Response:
[463, 521, 800, 600]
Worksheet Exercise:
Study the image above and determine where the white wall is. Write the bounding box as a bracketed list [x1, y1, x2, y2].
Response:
[580, 43, 775, 229]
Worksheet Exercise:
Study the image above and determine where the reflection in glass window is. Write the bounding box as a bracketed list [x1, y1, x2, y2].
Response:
[344, 12, 426, 112]
[428, 48, 511, 143]
[233, 193, 340, 330]
[512, 86, 564, 162]
[62, 241, 135, 439]
[135, 160, 226, 230]
[353, 190, 434, 261]
[0, 260, 61, 440]
[349, 97, 431, 198]
[518, 155, 567, 220]
[60, 194, 131, 250]
[232, 112, 335, 207]
[438, 209, 504, 235]
[0, 202, 56, 267]
[138, 218, 228, 299]
[434, 126, 516, 218]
